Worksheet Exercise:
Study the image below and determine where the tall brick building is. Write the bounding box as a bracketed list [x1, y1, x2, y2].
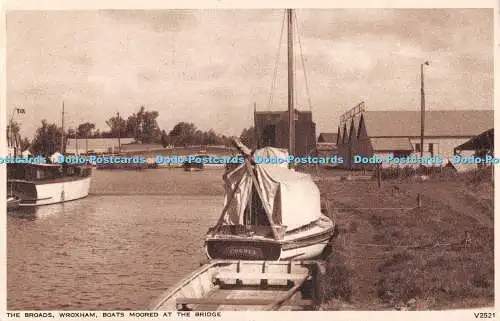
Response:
[254, 109, 316, 157]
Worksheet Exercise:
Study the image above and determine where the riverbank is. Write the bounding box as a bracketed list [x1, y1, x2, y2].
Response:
[315, 174, 494, 310]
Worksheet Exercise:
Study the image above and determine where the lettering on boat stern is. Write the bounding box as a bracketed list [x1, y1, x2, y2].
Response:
[225, 246, 263, 259]
[208, 240, 281, 260]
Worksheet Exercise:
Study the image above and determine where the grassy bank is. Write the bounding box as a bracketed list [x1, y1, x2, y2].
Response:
[315, 173, 494, 310]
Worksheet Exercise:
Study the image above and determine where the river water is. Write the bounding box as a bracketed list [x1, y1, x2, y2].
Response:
[7, 168, 225, 310]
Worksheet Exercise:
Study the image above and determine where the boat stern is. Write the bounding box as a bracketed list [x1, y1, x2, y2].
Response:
[204, 236, 282, 261]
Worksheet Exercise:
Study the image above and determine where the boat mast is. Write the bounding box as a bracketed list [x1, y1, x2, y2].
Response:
[287, 9, 295, 158]
[61, 101, 65, 153]
[117, 112, 121, 153]
[9, 109, 15, 155]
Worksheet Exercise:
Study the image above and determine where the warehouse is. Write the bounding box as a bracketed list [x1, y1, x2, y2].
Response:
[336, 109, 494, 169]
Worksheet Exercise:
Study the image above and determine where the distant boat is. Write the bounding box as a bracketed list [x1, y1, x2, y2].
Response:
[7, 163, 92, 207]
[6, 101, 92, 207]
[183, 154, 208, 171]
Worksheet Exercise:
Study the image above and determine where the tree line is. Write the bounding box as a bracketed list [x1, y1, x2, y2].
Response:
[8, 105, 258, 156]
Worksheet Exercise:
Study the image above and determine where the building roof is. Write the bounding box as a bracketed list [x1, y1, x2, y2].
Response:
[66, 138, 135, 153]
[455, 128, 494, 151]
[318, 133, 338, 143]
[361, 110, 493, 137]
[255, 109, 312, 115]
[370, 137, 414, 151]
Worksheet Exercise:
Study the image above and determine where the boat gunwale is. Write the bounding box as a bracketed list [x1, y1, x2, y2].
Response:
[153, 261, 219, 310]
[152, 260, 320, 311]
[7, 175, 92, 185]
[205, 216, 335, 244]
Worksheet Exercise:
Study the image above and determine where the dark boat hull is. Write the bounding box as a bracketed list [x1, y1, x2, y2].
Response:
[205, 216, 335, 261]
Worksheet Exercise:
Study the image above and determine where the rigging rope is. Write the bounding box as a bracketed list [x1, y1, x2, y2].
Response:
[267, 10, 286, 112]
[266, 10, 314, 114]
[294, 11, 313, 112]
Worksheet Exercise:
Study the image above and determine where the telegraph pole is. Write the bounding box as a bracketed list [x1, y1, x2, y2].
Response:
[287, 9, 295, 160]
[420, 61, 429, 158]
[61, 101, 65, 154]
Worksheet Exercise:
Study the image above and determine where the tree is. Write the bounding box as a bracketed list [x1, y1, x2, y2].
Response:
[160, 130, 169, 148]
[125, 114, 139, 139]
[141, 110, 160, 143]
[169, 122, 197, 146]
[77, 122, 95, 139]
[92, 129, 101, 138]
[20, 137, 31, 151]
[204, 129, 218, 145]
[122, 106, 160, 143]
[77, 122, 96, 153]
[105, 116, 126, 139]
[194, 130, 204, 145]
[67, 128, 76, 139]
[7, 121, 20, 149]
[31, 120, 65, 156]
[240, 127, 256, 148]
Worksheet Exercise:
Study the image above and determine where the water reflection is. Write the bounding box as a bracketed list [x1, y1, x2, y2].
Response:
[7, 169, 224, 310]
[8, 207, 37, 220]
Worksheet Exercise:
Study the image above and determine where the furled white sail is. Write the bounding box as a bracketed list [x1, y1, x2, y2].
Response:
[50, 152, 63, 164]
[222, 147, 322, 231]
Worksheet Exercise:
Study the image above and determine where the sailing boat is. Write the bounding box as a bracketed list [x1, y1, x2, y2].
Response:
[204, 9, 335, 261]
[7, 102, 92, 207]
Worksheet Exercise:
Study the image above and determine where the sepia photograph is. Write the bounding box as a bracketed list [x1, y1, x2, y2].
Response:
[4, 4, 495, 317]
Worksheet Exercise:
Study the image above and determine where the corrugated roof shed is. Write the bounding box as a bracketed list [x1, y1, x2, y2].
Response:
[455, 128, 494, 151]
[318, 133, 338, 143]
[349, 116, 361, 141]
[362, 110, 493, 137]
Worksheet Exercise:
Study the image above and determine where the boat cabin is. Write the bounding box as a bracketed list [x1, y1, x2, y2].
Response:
[7, 163, 91, 182]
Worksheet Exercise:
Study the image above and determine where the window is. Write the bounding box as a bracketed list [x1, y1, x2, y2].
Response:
[262, 125, 276, 147]
[394, 151, 411, 158]
[415, 143, 421, 152]
[428, 143, 434, 156]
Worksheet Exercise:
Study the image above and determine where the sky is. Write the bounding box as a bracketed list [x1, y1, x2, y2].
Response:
[6, 8, 494, 139]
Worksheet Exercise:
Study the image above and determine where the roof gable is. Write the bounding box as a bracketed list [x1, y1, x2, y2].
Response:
[342, 124, 349, 144]
[348, 117, 359, 142]
[357, 115, 367, 139]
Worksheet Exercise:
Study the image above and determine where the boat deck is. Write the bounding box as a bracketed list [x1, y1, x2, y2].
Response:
[181, 287, 304, 311]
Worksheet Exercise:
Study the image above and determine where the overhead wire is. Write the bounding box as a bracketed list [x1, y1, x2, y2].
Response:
[294, 10, 313, 112]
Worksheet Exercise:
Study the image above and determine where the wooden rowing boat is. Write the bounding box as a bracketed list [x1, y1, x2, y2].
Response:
[152, 260, 323, 311]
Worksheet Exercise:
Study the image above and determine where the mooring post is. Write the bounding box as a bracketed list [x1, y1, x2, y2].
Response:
[377, 164, 382, 189]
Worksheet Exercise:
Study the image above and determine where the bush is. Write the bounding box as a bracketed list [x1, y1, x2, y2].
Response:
[319, 257, 353, 302]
